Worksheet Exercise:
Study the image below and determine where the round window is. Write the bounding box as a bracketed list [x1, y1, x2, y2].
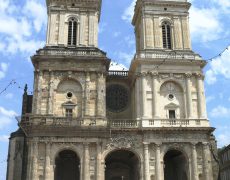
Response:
[106, 84, 129, 112]
[168, 94, 174, 100]
[67, 92, 73, 99]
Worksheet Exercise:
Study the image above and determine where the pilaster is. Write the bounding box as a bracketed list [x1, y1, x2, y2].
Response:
[155, 143, 162, 180]
[83, 143, 90, 180]
[196, 74, 206, 119]
[202, 142, 213, 180]
[151, 72, 159, 118]
[191, 143, 199, 180]
[84, 72, 90, 117]
[143, 142, 150, 180]
[96, 143, 102, 180]
[44, 143, 51, 180]
[185, 73, 193, 118]
[142, 73, 148, 118]
[136, 75, 141, 119]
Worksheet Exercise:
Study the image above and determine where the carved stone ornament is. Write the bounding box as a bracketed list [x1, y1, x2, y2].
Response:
[106, 136, 136, 150]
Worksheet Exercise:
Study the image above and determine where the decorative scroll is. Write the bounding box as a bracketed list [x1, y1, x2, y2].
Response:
[106, 136, 136, 149]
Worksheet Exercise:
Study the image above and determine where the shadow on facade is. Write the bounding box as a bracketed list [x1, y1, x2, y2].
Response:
[54, 150, 80, 180]
[105, 150, 140, 180]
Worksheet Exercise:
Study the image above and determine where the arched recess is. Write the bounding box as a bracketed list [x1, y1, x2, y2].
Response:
[105, 149, 140, 180]
[164, 150, 189, 180]
[54, 150, 80, 180]
[159, 81, 185, 119]
[55, 79, 83, 118]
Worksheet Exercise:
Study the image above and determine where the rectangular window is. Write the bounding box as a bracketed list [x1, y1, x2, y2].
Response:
[169, 110, 176, 119]
[66, 109, 73, 118]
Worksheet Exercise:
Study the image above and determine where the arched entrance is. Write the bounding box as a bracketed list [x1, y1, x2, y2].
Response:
[164, 150, 188, 180]
[54, 150, 80, 180]
[105, 150, 140, 180]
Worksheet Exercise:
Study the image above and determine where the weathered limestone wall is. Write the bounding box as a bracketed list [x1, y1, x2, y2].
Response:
[46, 10, 99, 47]
[132, 69, 208, 122]
[18, 132, 218, 180]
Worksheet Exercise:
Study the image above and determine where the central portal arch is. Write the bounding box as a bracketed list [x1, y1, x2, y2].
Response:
[105, 150, 140, 180]
[164, 150, 188, 180]
[54, 150, 80, 180]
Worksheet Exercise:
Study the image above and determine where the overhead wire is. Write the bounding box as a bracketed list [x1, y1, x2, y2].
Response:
[0, 45, 229, 95]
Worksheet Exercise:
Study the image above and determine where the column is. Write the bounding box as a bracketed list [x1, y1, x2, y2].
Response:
[191, 143, 199, 180]
[202, 143, 213, 180]
[31, 142, 38, 180]
[84, 143, 90, 180]
[155, 143, 162, 180]
[185, 73, 193, 118]
[84, 72, 90, 116]
[197, 74, 206, 118]
[96, 143, 102, 180]
[44, 143, 51, 180]
[151, 72, 158, 118]
[143, 143, 150, 180]
[142, 74, 148, 118]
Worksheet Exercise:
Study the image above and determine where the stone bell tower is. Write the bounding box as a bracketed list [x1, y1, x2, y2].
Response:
[129, 0, 219, 179]
[7, 0, 110, 180]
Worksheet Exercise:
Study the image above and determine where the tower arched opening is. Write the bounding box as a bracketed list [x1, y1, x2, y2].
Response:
[105, 150, 140, 180]
[54, 150, 80, 180]
[164, 150, 189, 180]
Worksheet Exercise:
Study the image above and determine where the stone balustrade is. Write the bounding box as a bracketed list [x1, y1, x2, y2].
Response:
[18, 115, 209, 128]
[135, 50, 202, 61]
[108, 71, 129, 77]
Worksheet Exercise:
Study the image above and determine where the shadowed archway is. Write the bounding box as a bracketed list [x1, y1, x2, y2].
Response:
[54, 150, 80, 180]
[164, 150, 188, 180]
[105, 150, 140, 180]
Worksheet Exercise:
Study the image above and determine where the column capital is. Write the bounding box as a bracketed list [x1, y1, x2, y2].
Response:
[195, 73, 205, 80]
[83, 142, 90, 147]
[191, 142, 198, 148]
[185, 73, 192, 78]
[143, 142, 150, 146]
[154, 143, 162, 148]
[149, 71, 159, 78]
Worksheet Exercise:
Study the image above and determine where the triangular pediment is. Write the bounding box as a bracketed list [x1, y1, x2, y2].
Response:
[165, 102, 179, 108]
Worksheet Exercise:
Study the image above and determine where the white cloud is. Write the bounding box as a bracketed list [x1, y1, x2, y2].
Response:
[0, 135, 9, 142]
[216, 126, 230, 147]
[117, 51, 135, 64]
[113, 32, 121, 38]
[206, 96, 215, 103]
[99, 23, 107, 34]
[213, 0, 230, 12]
[23, 0, 47, 33]
[0, 62, 8, 79]
[122, 0, 136, 22]
[0, 0, 46, 55]
[205, 47, 230, 85]
[0, 106, 17, 129]
[190, 7, 223, 43]
[5, 93, 13, 99]
[210, 105, 230, 118]
[124, 35, 135, 47]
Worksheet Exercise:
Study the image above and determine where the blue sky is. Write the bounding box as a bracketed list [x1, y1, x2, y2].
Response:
[0, 0, 230, 179]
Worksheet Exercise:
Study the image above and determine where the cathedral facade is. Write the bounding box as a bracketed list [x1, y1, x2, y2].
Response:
[6, 0, 219, 180]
